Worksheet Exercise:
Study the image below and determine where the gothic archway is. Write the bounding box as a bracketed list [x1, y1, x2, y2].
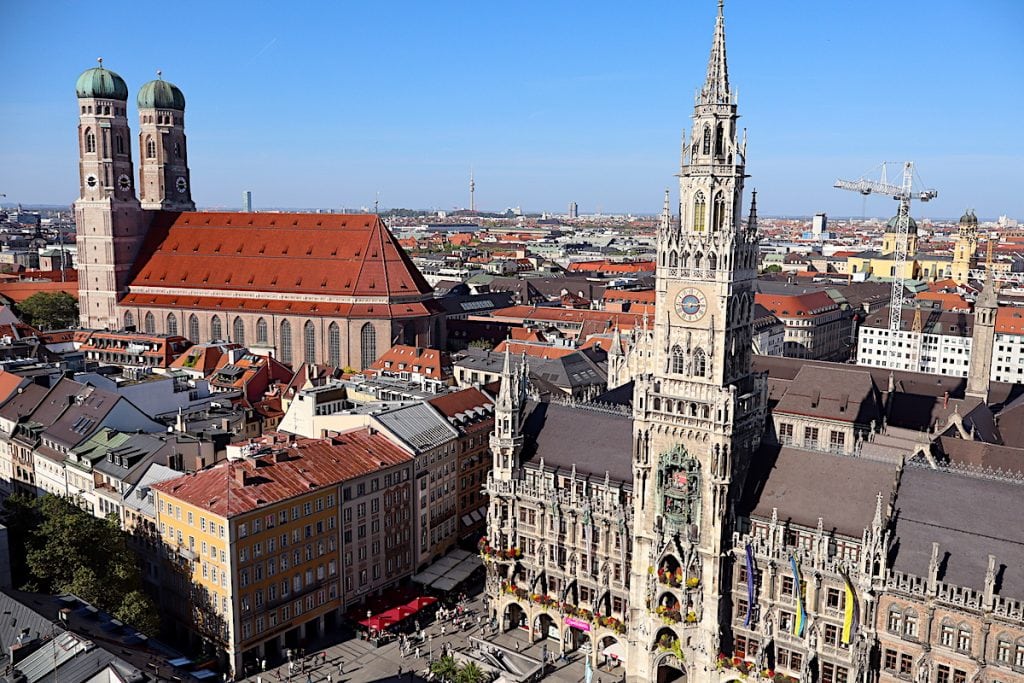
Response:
[503, 603, 526, 632]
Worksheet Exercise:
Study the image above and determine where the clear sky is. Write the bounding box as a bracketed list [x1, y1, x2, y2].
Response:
[2, 1, 1022, 219]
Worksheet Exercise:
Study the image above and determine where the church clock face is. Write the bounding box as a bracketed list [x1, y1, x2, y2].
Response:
[117, 174, 131, 191]
[175, 176, 188, 193]
[674, 287, 708, 322]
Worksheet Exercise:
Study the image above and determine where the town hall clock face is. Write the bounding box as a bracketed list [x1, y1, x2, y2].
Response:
[674, 288, 708, 322]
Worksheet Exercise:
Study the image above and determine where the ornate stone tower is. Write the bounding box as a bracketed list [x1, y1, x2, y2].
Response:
[626, 1, 767, 679]
[74, 60, 147, 330]
[137, 73, 194, 211]
[951, 209, 978, 284]
[966, 276, 996, 402]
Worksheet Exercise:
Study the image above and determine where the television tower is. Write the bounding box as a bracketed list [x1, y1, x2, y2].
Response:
[469, 168, 475, 213]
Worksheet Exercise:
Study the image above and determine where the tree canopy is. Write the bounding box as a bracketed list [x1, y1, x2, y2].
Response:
[16, 291, 78, 330]
[5, 494, 159, 635]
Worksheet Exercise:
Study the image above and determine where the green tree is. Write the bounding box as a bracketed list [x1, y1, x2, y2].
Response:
[762, 264, 782, 273]
[457, 661, 490, 683]
[16, 291, 78, 330]
[468, 339, 494, 351]
[430, 655, 459, 683]
[23, 495, 157, 634]
[116, 590, 161, 637]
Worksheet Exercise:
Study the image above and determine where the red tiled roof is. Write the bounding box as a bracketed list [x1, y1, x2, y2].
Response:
[126, 212, 432, 303]
[603, 289, 655, 304]
[997, 307, 1024, 335]
[428, 387, 493, 418]
[567, 260, 655, 273]
[755, 291, 837, 319]
[916, 291, 970, 311]
[510, 327, 546, 342]
[368, 345, 452, 378]
[172, 343, 243, 374]
[0, 281, 78, 303]
[152, 430, 412, 517]
[0, 371, 27, 405]
[494, 340, 576, 359]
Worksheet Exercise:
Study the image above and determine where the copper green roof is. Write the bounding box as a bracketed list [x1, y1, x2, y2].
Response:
[76, 63, 128, 100]
[137, 76, 186, 111]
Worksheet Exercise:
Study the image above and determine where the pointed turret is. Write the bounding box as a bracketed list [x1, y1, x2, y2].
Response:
[660, 188, 672, 234]
[747, 189, 758, 236]
[610, 325, 624, 357]
[700, 0, 731, 105]
[491, 344, 525, 481]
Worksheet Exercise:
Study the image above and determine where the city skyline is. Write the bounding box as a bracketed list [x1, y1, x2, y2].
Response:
[2, 0, 1022, 218]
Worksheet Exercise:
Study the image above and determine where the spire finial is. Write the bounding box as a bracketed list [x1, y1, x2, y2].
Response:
[97, 57, 104, 67]
[700, 0, 731, 105]
[157, 69, 163, 79]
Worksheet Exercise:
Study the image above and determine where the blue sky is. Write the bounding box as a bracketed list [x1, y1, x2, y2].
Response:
[2, 0, 1022, 219]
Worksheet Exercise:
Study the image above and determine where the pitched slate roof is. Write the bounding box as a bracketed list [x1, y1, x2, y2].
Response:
[748, 446, 899, 539]
[892, 466, 1024, 600]
[519, 400, 633, 483]
[774, 365, 880, 425]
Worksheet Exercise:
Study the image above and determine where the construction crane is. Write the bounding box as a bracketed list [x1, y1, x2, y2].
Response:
[834, 161, 938, 332]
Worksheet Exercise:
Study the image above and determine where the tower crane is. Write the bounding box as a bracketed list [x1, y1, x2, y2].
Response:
[834, 161, 938, 332]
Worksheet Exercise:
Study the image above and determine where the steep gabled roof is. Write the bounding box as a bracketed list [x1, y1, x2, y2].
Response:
[125, 211, 432, 301]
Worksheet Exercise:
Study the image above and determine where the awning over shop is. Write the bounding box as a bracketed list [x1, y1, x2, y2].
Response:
[601, 640, 626, 663]
[409, 549, 483, 592]
[357, 596, 438, 631]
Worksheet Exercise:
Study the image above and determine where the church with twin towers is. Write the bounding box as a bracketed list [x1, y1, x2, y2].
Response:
[74, 61, 445, 370]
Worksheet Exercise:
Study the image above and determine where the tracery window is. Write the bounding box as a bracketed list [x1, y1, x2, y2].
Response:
[693, 192, 707, 232]
[280, 320, 293, 364]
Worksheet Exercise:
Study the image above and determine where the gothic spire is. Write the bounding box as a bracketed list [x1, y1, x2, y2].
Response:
[747, 189, 758, 234]
[610, 324, 624, 356]
[700, 0, 731, 106]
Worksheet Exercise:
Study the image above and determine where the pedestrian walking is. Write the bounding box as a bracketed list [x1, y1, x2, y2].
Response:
[327, 675, 332, 683]
[515, 641, 520, 652]
[398, 666, 403, 679]
[305, 674, 312, 683]
[416, 646, 421, 658]
[262, 659, 267, 672]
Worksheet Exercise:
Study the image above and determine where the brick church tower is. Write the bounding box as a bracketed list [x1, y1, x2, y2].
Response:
[74, 60, 148, 329]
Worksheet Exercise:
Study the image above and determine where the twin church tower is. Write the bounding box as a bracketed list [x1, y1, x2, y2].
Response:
[74, 61, 193, 328]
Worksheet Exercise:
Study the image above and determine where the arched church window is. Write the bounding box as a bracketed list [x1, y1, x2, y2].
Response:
[693, 348, 706, 377]
[124, 311, 134, 330]
[702, 125, 711, 156]
[188, 314, 199, 342]
[116, 135, 124, 155]
[85, 128, 96, 154]
[233, 317, 246, 346]
[280, 320, 293, 365]
[210, 315, 223, 341]
[713, 192, 727, 232]
[143, 312, 155, 334]
[166, 313, 178, 336]
[145, 137, 156, 159]
[256, 317, 268, 344]
[670, 346, 685, 374]
[715, 122, 724, 157]
[328, 322, 341, 367]
[304, 320, 316, 364]
[693, 193, 706, 232]
[360, 322, 377, 369]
